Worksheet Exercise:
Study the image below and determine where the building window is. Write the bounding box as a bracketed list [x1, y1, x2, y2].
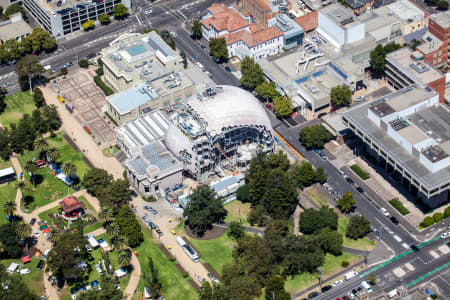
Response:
[144, 186, 149, 193]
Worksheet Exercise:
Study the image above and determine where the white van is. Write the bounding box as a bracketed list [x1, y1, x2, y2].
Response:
[344, 271, 358, 280]
[176, 236, 187, 247]
[361, 280, 372, 293]
[43, 65, 52, 71]
[19, 268, 31, 275]
[387, 289, 397, 298]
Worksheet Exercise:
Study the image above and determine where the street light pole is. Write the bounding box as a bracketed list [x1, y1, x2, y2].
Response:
[271, 291, 275, 300]
[318, 267, 323, 290]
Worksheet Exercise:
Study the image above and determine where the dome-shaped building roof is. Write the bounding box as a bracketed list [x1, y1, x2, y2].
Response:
[186, 85, 272, 135]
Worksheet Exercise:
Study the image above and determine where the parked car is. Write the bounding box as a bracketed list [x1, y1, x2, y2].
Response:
[95, 264, 103, 275]
[224, 66, 231, 72]
[86, 53, 96, 59]
[380, 207, 390, 217]
[390, 216, 399, 225]
[308, 292, 319, 299]
[144, 206, 152, 211]
[30, 218, 36, 225]
[151, 208, 158, 215]
[321, 285, 332, 292]
[356, 186, 364, 194]
[144, 9, 152, 14]
[156, 229, 163, 236]
[441, 232, 450, 239]
[148, 222, 157, 230]
[33, 230, 40, 238]
[339, 170, 345, 176]
[333, 280, 344, 287]
[346, 178, 354, 185]
[142, 216, 150, 223]
[371, 227, 380, 236]
[36, 260, 43, 270]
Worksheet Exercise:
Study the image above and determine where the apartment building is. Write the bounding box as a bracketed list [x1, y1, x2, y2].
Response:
[22, 0, 131, 38]
[428, 11, 450, 67]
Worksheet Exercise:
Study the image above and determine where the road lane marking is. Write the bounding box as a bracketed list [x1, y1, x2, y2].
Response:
[393, 235, 402, 242]
[402, 243, 409, 249]
[405, 261, 450, 288]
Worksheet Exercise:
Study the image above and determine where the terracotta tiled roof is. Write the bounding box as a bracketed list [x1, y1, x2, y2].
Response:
[249, 24, 265, 33]
[254, 0, 271, 11]
[225, 27, 283, 47]
[294, 11, 318, 32]
[59, 196, 83, 213]
[202, 4, 250, 32]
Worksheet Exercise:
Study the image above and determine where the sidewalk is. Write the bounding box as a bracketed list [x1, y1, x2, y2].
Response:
[40, 85, 124, 179]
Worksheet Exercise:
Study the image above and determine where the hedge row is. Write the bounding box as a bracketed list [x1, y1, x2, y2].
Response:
[350, 164, 370, 180]
[419, 207, 450, 228]
[388, 198, 410, 215]
[94, 75, 114, 96]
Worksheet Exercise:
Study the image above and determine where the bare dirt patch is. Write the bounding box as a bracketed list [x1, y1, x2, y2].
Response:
[185, 225, 227, 240]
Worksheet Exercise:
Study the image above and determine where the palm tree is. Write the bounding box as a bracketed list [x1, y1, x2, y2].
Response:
[112, 235, 127, 251]
[62, 163, 76, 178]
[3, 201, 16, 218]
[47, 147, 60, 163]
[99, 207, 114, 224]
[117, 250, 131, 268]
[14, 221, 31, 240]
[16, 181, 26, 202]
[24, 160, 38, 187]
[34, 137, 49, 161]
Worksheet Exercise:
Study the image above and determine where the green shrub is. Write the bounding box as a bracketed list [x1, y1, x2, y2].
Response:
[444, 206, 450, 218]
[168, 255, 176, 262]
[388, 198, 410, 215]
[433, 212, 444, 223]
[143, 195, 157, 202]
[182, 271, 189, 278]
[94, 75, 114, 96]
[78, 59, 89, 68]
[341, 260, 349, 268]
[95, 67, 104, 76]
[420, 216, 435, 228]
[350, 164, 370, 180]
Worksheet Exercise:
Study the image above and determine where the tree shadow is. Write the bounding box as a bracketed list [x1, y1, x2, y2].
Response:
[23, 195, 35, 207]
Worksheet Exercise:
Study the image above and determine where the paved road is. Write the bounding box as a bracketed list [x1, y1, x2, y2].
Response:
[313, 237, 450, 300]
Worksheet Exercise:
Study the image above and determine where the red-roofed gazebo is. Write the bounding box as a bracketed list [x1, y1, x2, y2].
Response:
[21, 256, 30, 263]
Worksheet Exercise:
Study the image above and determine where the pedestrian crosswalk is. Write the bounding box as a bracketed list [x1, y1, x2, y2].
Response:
[0, 72, 15, 80]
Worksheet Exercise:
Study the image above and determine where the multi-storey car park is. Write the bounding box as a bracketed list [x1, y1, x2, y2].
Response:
[22, 0, 131, 38]
[343, 85, 450, 208]
[116, 85, 275, 197]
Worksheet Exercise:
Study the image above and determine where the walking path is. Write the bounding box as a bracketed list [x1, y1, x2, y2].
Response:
[40, 86, 124, 179]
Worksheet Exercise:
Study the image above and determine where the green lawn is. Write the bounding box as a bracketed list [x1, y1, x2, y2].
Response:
[83, 222, 104, 234]
[1, 256, 44, 296]
[285, 252, 361, 294]
[133, 227, 197, 300]
[0, 91, 36, 128]
[305, 187, 329, 207]
[338, 217, 374, 251]
[18, 133, 90, 212]
[102, 145, 118, 157]
[37, 205, 61, 225]
[78, 195, 98, 217]
[0, 159, 12, 169]
[185, 230, 234, 276]
[225, 200, 252, 226]
[0, 183, 18, 224]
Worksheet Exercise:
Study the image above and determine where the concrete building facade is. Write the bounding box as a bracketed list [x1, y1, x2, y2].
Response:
[343, 86, 450, 208]
[22, 0, 131, 38]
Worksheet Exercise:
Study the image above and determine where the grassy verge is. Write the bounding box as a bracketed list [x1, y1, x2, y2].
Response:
[338, 217, 374, 251]
[133, 226, 197, 300]
[183, 229, 234, 276]
[388, 198, 410, 215]
[0, 91, 35, 128]
[305, 187, 328, 207]
[350, 164, 370, 180]
[224, 200, 251, 226]
[83, 222, 104, 234]
[78, 195, 98, 216]
[0, 183, 17, 225]
[285, 252, 361, 294]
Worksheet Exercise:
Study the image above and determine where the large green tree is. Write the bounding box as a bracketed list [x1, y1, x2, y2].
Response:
[346, 215, 371, 239]
[282, 235, 324, 276]
[330, 85, 352, 108]
[292, 161, 327, 189]
[0, 87, 6, 113]
[33, 87, 45, 107]
[98, 178, 131, 211]
[255, 81, 280, 102]
[158, 30, 176, 50]
[198, 281, 229, 300]
[265, 276, 290, 300]
[112, 3, 128, 19]
[370, 43, 403, 77]
[0, 223, 22, 258]
[98, 14, 111, 25]
[299, 206, 338, 235]
[78, 275, 123, 300]
[316, 228, 343, 256]
[337, 192, 356, 213]
[183, 185, 227, 235]
[273, 96, 293, 117]
[15, 54, 44, 92]
[82, 20, 95, 31]
[298, 124, 333, 149]
[239, 56, 264, 90]
[209, 38, 228, 62]
[83, 168, 113, 196]
[46, 231, 88, 283]
[0, 128, 10, 160]
[114, 205, 143, 247]
[191, 19, 202, 39]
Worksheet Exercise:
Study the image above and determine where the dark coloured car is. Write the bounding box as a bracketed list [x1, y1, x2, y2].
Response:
[411, 245, 420, 253]
[86, 53, 96, 59]
[352, 289, 358, 295]
[148, 222, 157, 230]
[390, 216, 399, 225]
[36, 260, 43, 270]
[30, 218, 36, 225]
[321, 285, 332, 293]
[308, 292, 319, 299]
[356, 186, 364, 194]
[346, 178, 354, 185]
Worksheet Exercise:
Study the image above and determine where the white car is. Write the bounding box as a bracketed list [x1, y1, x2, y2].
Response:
[380, 208, 390, 217]
[144, 10, 152, 14]
[441, 232, 450, 239]
[19, 268, 31, 275]
[332, 280, 343, 287]
[33, 230, 40, 238]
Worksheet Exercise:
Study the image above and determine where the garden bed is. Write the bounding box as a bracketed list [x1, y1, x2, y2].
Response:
[350, 164, 370, 180]
[388, 198, 410, 215]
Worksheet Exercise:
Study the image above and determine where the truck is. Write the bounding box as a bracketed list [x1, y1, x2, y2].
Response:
[344, 270, 358, 281]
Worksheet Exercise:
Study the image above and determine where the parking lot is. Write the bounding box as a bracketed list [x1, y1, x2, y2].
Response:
[52, 69, 115, 146]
